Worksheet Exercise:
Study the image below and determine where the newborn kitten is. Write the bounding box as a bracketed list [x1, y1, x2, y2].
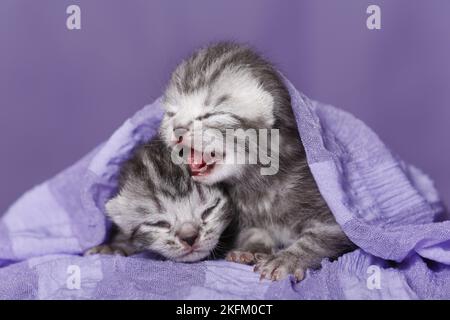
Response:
[85, 137, 233, 262]
[160, 42, 355, 280]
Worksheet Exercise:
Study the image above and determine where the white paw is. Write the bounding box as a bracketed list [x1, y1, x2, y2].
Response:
[253, 252, 305, 282]
[225, 250, 256, 264]
[83, 245, 127, 257]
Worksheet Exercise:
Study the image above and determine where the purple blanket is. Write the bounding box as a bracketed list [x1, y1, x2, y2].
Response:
[1, 79, 449, 300]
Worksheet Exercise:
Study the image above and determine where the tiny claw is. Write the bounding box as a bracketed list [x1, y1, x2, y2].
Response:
[294, 268, 305, 282]
[259, 272, 266, 281]
[271, 269, 279, 281]
[254, 253, 267, 261]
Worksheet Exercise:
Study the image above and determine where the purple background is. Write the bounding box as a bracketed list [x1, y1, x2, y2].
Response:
[0, 0, 449, 213]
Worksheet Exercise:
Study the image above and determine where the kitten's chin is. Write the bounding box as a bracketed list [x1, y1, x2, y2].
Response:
[173, 250, 211, 262]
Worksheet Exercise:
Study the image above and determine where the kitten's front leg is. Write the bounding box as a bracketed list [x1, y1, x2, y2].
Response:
[226, 227, 275, 265]
[254, 250, 306, 282]
[83, 241, 137, 257]
[84, 230, 138, 257]
[84, 244, 126, 256]
[255, 225, 353, 281]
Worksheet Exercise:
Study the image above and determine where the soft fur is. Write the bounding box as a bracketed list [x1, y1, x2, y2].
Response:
[160, 42, 355, 281]
[85, 137, 234, 262]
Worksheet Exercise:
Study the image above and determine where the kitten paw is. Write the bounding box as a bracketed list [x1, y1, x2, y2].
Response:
[225, 250, 256, 265]
[253, 252, 305, 282]
[83, 245, 127, 256]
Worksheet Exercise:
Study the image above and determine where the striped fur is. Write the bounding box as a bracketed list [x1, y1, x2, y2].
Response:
[161, 42, 356, 280]
[86, 137, 234, 262]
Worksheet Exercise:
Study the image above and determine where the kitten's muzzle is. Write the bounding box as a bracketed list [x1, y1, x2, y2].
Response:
[176, 222, 199, 247]
[172, 127, 189, 144]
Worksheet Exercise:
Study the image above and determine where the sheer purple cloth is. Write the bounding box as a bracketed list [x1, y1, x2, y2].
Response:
[0, 80, 448, 299]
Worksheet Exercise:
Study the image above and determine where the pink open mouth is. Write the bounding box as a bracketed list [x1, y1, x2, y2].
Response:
[188, 148, 217, 177]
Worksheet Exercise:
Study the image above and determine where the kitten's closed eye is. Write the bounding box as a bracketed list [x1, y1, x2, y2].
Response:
[201, 199, 221, 220]
[147, 221, 171, 229]
[166, 111, 175, 117]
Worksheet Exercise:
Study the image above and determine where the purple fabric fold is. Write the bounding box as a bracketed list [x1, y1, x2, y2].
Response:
[0, 79, 448, 299]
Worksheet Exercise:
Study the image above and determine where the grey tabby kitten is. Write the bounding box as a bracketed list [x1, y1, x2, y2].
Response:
[160, 42, 355, 280]
[85, 137, 234, 262]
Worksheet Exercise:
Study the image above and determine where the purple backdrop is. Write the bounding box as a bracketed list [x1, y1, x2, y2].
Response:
[0, 0, 449, 213]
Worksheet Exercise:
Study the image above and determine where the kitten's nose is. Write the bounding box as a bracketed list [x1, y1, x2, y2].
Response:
[181, 234, 198, 247]
[177, 223, 199, 247]
[172, 127, 186, 144]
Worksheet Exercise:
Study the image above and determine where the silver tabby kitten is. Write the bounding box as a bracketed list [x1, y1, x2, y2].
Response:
[85, 137, 233, 262]
[160, 42, 355, 281]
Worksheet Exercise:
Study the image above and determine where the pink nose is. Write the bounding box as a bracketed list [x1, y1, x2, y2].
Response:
[180, 234, 198, 246]
[177, 223, 199, 247]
